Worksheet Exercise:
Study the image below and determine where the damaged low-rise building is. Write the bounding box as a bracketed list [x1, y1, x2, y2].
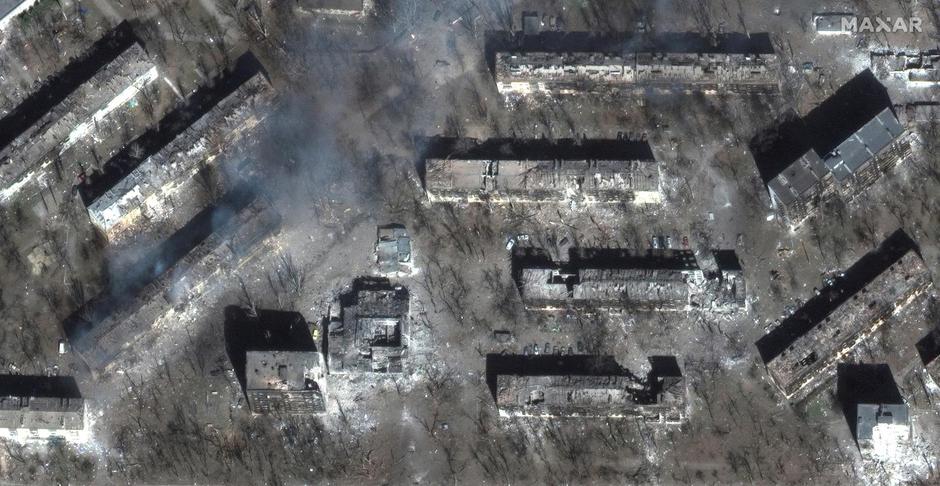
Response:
[85, 54, 274, 247]
[512, 247, 745, 312]
[423, 137, 660, 204]
[327, 278, 409, 374]
[492, 32, 777, 96]
[375, 224, 411, 275]
[0, 375, 85, 441]
[871, 49, 940, 86]
[756, 230, 933, 401]
[701, 249, 747, 311]
[488, 354, 685, 422]
[857, 403, 910, 456]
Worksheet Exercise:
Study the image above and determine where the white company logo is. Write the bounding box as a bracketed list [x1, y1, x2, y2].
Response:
[842, 17, 922, 33]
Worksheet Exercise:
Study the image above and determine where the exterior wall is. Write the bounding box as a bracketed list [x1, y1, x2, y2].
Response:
[425, 158, 660, 204]
[0, 397, 85, 441]
[496, 51, 778, 96]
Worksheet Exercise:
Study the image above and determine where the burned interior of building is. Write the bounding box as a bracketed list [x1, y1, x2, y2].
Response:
[487, 31, 779, 96]
[486, 354, 685, 422]
[421, 136, 659, 204]
[511, 246, 745, 312]
[756, 230, 933, 401]
[326, 277, 409, 374]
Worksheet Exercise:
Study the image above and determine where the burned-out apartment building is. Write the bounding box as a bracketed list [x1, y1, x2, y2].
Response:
[326, 278, 408, 374]
[490, 32, 778, 96]
[487, 354, 685, 422]
[0, 375, 85, 441]
[752, 70, 917, 226]
[66, 192, 282, 373]
[60, 52, 280, 374]
[84, 54, 275, 248]
[224, 309, 326, 414]
[0, 22, 158, 207]
[512, 247, 745, 312]
[756, 230, 933, 402]
[422, 137, 660, 204]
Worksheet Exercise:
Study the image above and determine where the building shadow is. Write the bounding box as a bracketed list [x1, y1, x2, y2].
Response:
[0, 375, 82, 399]
[223, 306, 316, 393]
[837, 363, 903, 444]
[916, 326, 940, 366]
[749, 69, 893, 183]
[755, 229, 918, 364]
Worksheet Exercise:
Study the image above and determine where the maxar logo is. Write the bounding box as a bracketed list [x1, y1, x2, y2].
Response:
[843, 17, 922, 33]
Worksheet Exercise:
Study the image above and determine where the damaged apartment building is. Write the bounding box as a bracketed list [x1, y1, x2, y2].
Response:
[0, 375, 85, 441]
[490, 32, 778, 96]
[487, 354, 685, 422]
[82, 51, 274, 248]
[61, 52, 281, 374]
[422, 137, 660, 204]
[512, 247, 745, 312]
[756, 230, 933, 402]
[65, 191, 281, 373]
[326, 278, 409, 374]
[752, 70, 917, 226]
[224, 309, 326, 414]
[871, 49, 940, 86]
[0, 22, 159, 208]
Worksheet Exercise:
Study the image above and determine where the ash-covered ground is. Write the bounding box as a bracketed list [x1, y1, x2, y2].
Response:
[0, 0, 939, 484]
